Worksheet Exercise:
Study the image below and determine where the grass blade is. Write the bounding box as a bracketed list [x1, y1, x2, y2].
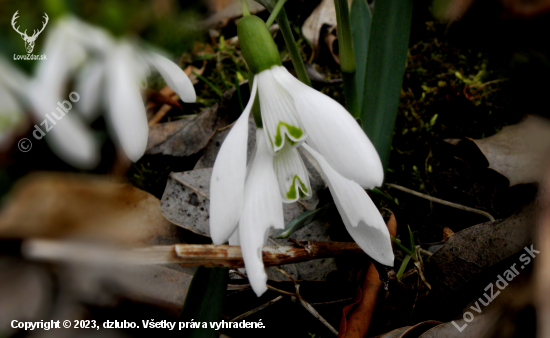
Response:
[275, 203, 335, 239]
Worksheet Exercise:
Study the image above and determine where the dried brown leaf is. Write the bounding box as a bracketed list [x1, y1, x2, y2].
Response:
[338, 214, 397, 338]
[302, 0, 337, 50]
[471, 115, 550, 186]
[146, 105, 218, 157]
[0, 173, 176, 245]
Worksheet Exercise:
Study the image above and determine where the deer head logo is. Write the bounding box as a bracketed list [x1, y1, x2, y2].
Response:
[11, 11, 49, 54]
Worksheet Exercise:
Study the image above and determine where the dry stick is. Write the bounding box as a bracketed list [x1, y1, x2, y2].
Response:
[298, 292, 339, 336]
[174, 242, 364, 268]
[230, 295, 284, 322]
[148, 104, 172, 126]
[267, 285, 296, 296]
[386, 183, 495, 222]
[24, 240, 366, 268]
[276, 268, 339, 336]
[309, 298, 354, 306]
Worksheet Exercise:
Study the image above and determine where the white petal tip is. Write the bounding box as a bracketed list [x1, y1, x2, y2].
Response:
[249, 271, 268, 297]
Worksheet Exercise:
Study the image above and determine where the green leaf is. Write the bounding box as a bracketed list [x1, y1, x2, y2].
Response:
[391, 235, 413, 256]
[362, 0, 413, 172]
[179, 266, 228, 338]
[275, 203, 335, 239]
[350, 0, 372, 112]
[407, 225, 415, 252]
[396, 254, 412, 280]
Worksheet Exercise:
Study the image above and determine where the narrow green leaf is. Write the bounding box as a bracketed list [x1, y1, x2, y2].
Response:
[396, 254, 412, 280]
[179, 266, 228, 338]
[362, 0, 413, 172]
[350, 0, 372, 112]
[391, 235, 413, 256]
[407, 225, 415, 252]
[275, 203, 335, 239]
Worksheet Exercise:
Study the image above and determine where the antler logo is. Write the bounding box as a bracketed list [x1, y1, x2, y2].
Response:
[11, 10, 49, 54]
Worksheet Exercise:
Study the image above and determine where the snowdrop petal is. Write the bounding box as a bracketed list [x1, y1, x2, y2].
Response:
[271, 66, 383, 189]
[75, 60, 105, 121]
[209, 80, 258, 244]
[63, 17, 115, 53]
[0, 56, 29, 97]
[146, 53, 196, 103]
[239, 130, 284, 296]
[273, 144, 312, 203]
[256, 69, 306, 153]
[0, 84, 24, 147]
[303, 144, 394, 266]
[27, 80, 99, 169]
[106, 43, 148, 162]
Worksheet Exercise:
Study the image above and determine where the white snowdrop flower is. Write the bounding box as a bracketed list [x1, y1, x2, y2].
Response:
[208, 13, 393, 298]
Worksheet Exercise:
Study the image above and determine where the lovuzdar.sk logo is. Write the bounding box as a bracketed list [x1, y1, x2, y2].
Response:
[11, 10, 48, 61]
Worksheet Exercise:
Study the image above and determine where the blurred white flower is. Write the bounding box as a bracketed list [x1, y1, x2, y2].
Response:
[27, 16, 196, 167]
[0, 59, 26, 149]
[209, 66, 394, 297]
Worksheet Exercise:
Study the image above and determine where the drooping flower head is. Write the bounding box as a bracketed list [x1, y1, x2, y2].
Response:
[210, 15, 393, 296]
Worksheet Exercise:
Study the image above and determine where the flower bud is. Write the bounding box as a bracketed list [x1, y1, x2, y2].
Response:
[238, 15, 282, 74]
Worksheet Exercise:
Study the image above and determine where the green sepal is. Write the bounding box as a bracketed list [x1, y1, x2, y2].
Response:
[238, 15, 282, 74]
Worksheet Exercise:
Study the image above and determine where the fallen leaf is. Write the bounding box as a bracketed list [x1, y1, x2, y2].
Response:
[202, 0, 265, 28]
[338, 214, 397, 338]
[427, 199, 536, 297]
[0, 173, 177, 245]
[442, 227, 454, 242]
[418, 315, 495, 337]
[470, 115, 550, 186]
[146, 106, 218, 157]
[302, 0, 337, 50]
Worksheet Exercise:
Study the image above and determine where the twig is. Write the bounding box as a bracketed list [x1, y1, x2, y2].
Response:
[418, 247, 433, 257]
[386, 183, 495, 221]
[24, 240, 366, 268]
[267, 285, 296, 296]
[169, 173, 210, 200]
[148, 104, 172, 126]
[276, 267, 338, 336]
[230, 295, 284, 322]
[295, 285, 338, 336]
[309, 298, 353, 306]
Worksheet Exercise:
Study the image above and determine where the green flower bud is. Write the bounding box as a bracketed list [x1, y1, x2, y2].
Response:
[238, 15, 282, 74]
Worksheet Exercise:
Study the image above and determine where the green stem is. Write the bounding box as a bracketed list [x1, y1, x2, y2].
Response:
[277, 8, 311, 86]
[335, 0, 358, 117]
[265, 0, 288, 27]
[240, 0, 250, 16]
[334, 0, 356, 73]
[342, 72, 359, 118]
[260, 0, 311, 86]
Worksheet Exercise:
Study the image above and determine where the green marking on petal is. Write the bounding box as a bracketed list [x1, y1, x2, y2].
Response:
[274, 121, 303, 148]
[286, 175, 308, 200]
